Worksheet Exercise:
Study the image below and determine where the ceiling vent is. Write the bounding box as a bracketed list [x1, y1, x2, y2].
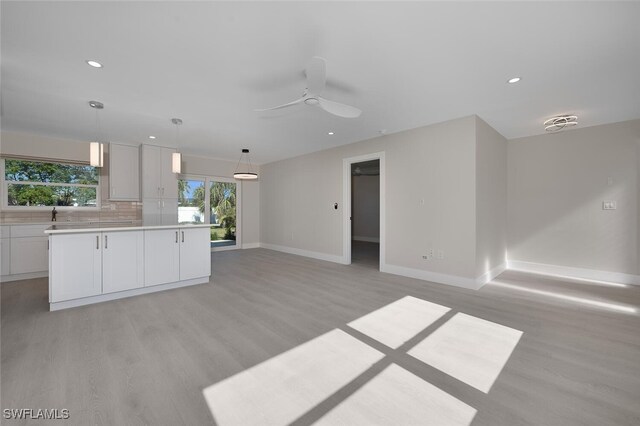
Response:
[544, 115, 578, 132]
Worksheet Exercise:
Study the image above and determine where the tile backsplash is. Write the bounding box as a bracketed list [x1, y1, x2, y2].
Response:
[0, 201, 142, 224]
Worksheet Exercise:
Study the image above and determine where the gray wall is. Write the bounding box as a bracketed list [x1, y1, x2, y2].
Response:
[352, 174, 380, 241]
[261, 116, 479, 281]
[507, 119, 640, 276]
[475, 116, 508, 278]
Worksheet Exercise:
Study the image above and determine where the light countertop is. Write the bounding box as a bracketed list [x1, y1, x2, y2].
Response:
[45, 223, 212, 234]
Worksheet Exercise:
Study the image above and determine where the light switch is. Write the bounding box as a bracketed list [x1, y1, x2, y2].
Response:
[603, 201, 617, 210]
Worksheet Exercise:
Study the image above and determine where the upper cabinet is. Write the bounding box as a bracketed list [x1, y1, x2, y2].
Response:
[141, 145, 177, 199]
[109, 143, 140, 201]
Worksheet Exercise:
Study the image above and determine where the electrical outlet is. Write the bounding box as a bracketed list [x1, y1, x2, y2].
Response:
[603, 201, 616, 210]
[437, 250, 444, 259]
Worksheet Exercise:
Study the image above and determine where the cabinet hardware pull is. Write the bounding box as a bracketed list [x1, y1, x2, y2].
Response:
[175, 231, 178, 243]
[181, 231, 184, 243]
[96, 235, 99, 250]
[162, 187, 165, 195]
[105, 235, 108, 249]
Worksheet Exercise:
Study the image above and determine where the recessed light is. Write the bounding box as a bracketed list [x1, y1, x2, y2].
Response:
[86, 60, 103, 68]
[328, 132, 334, 135]
[148, 135, 156, 139]
[507, 77, 521, 84]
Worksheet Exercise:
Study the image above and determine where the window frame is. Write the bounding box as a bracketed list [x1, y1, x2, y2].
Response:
[0, 158, 101, 211]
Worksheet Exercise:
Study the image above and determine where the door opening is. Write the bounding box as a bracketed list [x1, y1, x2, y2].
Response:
[343, 152, 385, 269]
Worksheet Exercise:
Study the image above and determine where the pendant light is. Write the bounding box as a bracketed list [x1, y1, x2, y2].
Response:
[171, 118, 182, 173]
[233, 149, 258, 180]
[89, 100, 104, 167]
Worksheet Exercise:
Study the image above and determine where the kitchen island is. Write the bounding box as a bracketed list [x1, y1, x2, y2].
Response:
[45, 223, 211, 311]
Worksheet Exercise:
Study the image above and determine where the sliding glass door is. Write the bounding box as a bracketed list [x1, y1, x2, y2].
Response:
[209, 180, 237, 248]
[178, 176, 240, 251]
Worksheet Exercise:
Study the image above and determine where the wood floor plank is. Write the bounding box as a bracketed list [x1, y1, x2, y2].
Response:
[2, 248, 639, 425]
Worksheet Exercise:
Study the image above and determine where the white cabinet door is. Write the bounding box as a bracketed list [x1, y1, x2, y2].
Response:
[109, 143, 140, 201]
[102, 231, 144, 294]
[50, 233, 102, 302]
[144, 229, 180, 286]
[179, 227, 211, 280]
[141, 145, 162, 198]
[10, 236, 48, 274]
[160, 198, 178, 225]
[142, 198, 162, 226]
[160, 147, 178, 199]
[1, 238, 10, 276]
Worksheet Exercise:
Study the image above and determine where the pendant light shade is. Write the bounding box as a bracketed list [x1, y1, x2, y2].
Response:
[171, 118, 183, 174]
[88, 100, 104, 167]
[172, 152, 182, 174]
[89, 142, 104, 167]
[233, 149, 258, 180]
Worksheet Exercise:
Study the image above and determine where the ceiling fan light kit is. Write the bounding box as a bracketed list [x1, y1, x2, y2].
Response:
[544, 115, 578, 132]
[256, 57, 362, 119]
[233, 149, 258, 180]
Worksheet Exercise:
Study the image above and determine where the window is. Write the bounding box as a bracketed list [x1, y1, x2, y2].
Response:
[2, 158, 100, 209]
[178, 176, 240, 250]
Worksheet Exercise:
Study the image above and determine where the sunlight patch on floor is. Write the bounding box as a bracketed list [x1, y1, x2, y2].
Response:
[347, 296, 450, 348]
[491, 280, 637, 315]
[316, 363, 477, 426]
[202, 329, 383, 426]
[408, 313, 523, 393]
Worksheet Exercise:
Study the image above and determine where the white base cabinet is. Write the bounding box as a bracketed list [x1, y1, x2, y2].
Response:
[144, 229, 180, 286]
[144, 227, 211, 285]
[1, 224, 50, 282]
[47, 225, 210, 310]
[102, 231, 144, 294]
[49, 233, 102, 303]
[179, 227, 211, 280]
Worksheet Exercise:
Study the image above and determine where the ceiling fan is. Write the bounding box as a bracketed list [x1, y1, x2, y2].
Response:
[255, 57, 362, 118]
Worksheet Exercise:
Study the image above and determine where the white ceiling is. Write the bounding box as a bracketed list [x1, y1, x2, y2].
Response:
[2, 1, 639, 164]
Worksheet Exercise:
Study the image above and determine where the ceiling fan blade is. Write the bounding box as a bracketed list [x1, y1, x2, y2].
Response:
[305, 56, 326, 94]
[255, 97, 305, 112]
[317, 97, 362, 118]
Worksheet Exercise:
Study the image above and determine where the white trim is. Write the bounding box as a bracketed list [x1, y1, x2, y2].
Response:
[380, 263, 482, 290]
[260, 243, 346, 265]
[352, 236, 380, 243]
[1, 271, 48, 283]
[242, 242, 260, 249]
[476, 262, 507, 287]
[343, 152, 385, 269]
[49, 276, 209, 311]
[507, 260, 640, 286]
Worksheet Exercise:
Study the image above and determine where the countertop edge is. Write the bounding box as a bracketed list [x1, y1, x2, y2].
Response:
[45, 224, 212, 234]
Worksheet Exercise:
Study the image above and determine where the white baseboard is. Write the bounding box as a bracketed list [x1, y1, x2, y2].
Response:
[380, 263, 481, 290]
[242, 242, 260, 249]
[507, 260, 640, 286]
[353, 236, 380, 243]
[476, 262, 507, 287]
[50, 276, 210, 311]
[260, 243, 346, 265]
[1, 271, 48, 283]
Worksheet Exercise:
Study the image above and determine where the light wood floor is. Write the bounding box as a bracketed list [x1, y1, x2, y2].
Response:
[2, 248, 639, 425]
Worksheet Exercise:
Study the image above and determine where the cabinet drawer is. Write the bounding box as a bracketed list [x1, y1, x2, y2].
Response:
[11, 224, 50, 238]
[10, 236, 48, 274]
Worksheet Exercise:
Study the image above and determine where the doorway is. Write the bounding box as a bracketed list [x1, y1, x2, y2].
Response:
[177, 175, 241, 251]
[343, 152, 385, 269]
